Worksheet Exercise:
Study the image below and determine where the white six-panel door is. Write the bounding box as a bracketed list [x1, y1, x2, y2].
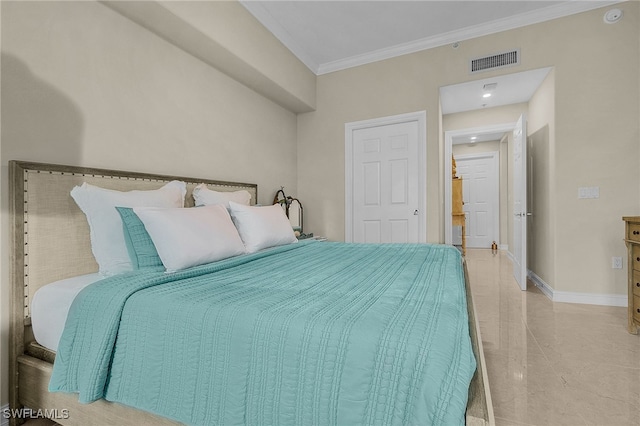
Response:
[346, 112, 426, 244]
[453, 152, 499, 248]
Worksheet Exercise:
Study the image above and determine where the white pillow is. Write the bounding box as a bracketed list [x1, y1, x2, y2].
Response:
[70, 181, 186, 275]
[133, 205, 246, 272]
[228, 201, 297, 253]
[193, 183, 252, 208]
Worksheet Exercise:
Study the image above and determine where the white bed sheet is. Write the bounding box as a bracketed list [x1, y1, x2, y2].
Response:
[31, 273, 103, 352]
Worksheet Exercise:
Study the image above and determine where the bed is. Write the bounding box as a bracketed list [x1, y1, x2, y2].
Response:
[8, 160, 494, 426]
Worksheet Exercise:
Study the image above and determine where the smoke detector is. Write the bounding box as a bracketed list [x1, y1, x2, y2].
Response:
[604, 8, 623, 24]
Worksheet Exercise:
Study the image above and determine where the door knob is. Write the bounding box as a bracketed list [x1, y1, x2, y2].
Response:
[413, 210, 419, 215]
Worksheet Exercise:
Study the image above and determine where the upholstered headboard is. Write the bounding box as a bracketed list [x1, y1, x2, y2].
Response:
[9, 161, 258, 321]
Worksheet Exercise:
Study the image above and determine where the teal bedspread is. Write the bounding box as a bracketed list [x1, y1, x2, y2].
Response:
[50, 241, 476, 425]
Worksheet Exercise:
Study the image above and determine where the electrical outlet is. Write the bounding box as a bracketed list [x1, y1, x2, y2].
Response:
[612, 257, 623, 269]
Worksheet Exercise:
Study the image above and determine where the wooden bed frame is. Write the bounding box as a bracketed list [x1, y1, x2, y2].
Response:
[8, 160, 494, 426]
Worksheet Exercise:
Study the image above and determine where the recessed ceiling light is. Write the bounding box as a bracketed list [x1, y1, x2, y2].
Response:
[483, 93, 492, 98]
[471, 136, 477, 140]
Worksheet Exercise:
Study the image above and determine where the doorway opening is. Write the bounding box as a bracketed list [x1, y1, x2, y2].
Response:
[440, 67, 551, 291]
[444, 122, 515, 247]
[452, 151, 500, 249]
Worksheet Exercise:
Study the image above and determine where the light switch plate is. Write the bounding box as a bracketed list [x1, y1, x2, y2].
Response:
[612, 257, 623, 269]
[578, 186, 600, 199]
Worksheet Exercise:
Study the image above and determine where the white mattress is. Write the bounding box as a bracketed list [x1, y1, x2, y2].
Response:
[31, 273, 103, 352]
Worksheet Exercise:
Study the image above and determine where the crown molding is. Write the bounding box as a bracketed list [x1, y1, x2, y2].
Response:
[318, 0, 622, 74]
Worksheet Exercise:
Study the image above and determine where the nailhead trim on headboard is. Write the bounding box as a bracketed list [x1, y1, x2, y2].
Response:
[14, 162, 258, 320]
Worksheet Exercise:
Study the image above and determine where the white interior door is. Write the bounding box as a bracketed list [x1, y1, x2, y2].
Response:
[350, 120, 421, 243]
[453, 153, 499, 248]
[513, 114, 528, 290]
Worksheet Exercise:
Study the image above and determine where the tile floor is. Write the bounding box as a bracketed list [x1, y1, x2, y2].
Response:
[466, 248, 640, 426]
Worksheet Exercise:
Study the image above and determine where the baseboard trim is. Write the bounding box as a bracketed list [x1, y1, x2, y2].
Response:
[1, 404, 9, 426]
[505, 250, 515, 263]
[553, 291, 627, 307]
[528, 271, 554, 300]
[528, 270, 628, 307]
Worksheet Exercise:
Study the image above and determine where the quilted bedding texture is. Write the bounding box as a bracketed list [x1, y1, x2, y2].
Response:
[50, 241, 476, 425]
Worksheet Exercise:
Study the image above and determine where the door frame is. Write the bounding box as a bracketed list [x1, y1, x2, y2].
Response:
[452, 151, 500, 248]
[345, 111, 427, 243]
[444, 122, 515, 245]
[512, 113, 528, 290]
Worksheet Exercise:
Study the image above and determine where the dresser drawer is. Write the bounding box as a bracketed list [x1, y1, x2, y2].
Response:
[634, 295, 640, 324]
[452, 178, 464, 215]
[633, 245, 640, 272]
[634, 271, 640, 298]
[628, 223, 640, 242]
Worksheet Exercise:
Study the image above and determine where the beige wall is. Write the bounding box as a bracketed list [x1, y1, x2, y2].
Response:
[0, 0, 301, 407]
[552, 8, 639, 295]
[298, 3, 639, 298]
[159, 1, 316, 112]
[528, 69, 556, 287]
[104, 1, 316, 113]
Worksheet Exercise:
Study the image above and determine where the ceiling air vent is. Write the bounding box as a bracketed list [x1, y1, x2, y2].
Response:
[470, 49, 520, 73]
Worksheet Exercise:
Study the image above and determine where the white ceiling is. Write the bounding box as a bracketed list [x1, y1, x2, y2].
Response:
[241, 0, 620, 75]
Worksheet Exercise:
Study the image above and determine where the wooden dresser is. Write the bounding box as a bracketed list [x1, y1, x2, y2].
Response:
[623, 216, 640, 334]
